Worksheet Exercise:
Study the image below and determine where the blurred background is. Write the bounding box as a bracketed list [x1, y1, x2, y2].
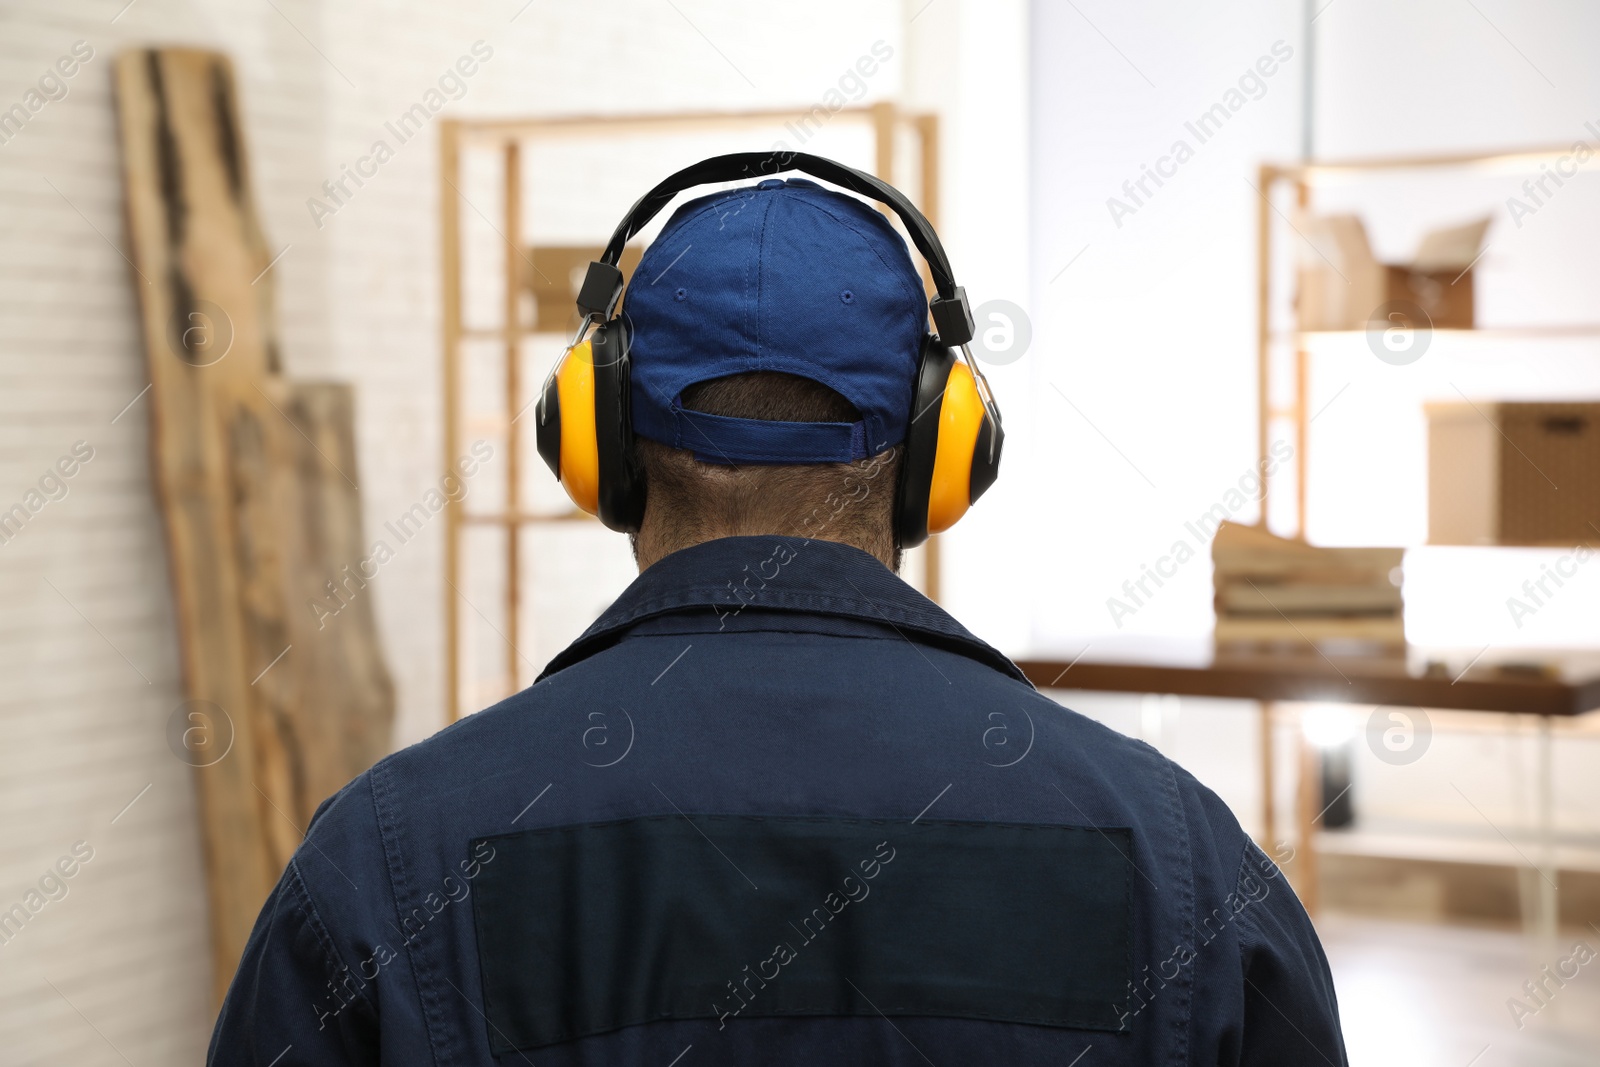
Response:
[3, 0, 1600, 1063]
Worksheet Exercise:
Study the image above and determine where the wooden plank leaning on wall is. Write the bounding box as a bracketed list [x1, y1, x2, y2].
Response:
[113, 48, 395, 1005]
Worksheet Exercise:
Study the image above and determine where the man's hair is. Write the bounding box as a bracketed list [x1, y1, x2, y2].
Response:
[635, 372, 901, 567]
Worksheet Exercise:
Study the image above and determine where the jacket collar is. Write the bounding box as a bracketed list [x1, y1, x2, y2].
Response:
[536, 535, 1028, 685]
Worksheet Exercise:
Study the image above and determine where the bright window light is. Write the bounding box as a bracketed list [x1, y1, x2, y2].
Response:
[1303, 704, 1357, 749]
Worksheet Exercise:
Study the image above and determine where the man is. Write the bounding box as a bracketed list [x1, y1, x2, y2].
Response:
[210, 164, 1346, 1065]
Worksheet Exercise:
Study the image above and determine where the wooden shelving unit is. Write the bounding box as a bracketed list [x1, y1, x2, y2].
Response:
[439, 105, 942, 721]
[1253, 144, 1600, 932]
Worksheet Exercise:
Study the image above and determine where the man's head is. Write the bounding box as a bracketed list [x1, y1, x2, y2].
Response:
[623, 177, 929, 571]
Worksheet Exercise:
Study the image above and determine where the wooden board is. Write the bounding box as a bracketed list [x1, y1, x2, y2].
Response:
[1211, 615, 1406, 646]
[113, 48, 394, 1003]
[114, 47, 281, 1004]
[1212, 520, 1404, 575]
[280, 382, 397, 792]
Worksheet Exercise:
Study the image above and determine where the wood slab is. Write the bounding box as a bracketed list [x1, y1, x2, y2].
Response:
[114, 48, 394, 1004]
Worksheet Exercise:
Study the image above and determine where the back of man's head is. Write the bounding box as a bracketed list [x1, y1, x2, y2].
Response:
[632, 372, 901, 571]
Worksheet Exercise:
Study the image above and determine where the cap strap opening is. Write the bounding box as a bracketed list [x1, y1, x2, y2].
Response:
[635, 403, 870, 465]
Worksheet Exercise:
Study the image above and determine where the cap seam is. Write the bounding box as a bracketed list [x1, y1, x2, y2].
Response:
[754, 192, 777, 373]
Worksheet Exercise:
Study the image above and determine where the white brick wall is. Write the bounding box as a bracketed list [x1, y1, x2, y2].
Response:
[0, 1, 904, 1060]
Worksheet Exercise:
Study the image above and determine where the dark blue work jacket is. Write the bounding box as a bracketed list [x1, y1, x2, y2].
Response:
[210, 535, 1346, 1066]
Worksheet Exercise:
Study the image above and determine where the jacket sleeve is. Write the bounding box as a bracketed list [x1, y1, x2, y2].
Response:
[206, 857, 380, 1066]
[1233, 842, 1348, 1067]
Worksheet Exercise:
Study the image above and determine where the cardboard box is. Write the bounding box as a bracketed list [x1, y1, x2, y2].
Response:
[1428, 401, 1600, 545]
[1296, 215, 1489, 331]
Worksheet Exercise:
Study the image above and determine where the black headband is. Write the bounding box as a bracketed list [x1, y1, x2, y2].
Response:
[575, 151, 975, 347]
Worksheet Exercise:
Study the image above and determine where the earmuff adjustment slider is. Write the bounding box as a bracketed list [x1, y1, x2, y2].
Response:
[929, 287, 975, 348]
[576, 261, 625, 320]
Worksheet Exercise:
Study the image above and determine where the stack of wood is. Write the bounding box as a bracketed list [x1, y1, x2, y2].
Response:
[1211, 522, 1405, 646]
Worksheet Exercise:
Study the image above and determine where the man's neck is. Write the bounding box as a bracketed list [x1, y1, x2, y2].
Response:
[631, 525, 896, 574]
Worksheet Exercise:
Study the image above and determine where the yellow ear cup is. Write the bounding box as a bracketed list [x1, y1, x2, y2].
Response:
[556, 341, 602, 516]
[925, 360, 985, 535]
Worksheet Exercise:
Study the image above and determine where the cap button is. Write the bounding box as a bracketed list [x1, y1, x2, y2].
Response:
[755, 178, 786, 190]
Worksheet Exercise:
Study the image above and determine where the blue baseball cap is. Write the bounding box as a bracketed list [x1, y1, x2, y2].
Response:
[624, 178, 928, 465]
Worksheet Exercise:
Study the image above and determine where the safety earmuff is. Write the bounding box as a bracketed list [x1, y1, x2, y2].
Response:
[896, 338, 1003, 547]
[535, 151, 1003, 547]
[534, 316, 644, 533]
